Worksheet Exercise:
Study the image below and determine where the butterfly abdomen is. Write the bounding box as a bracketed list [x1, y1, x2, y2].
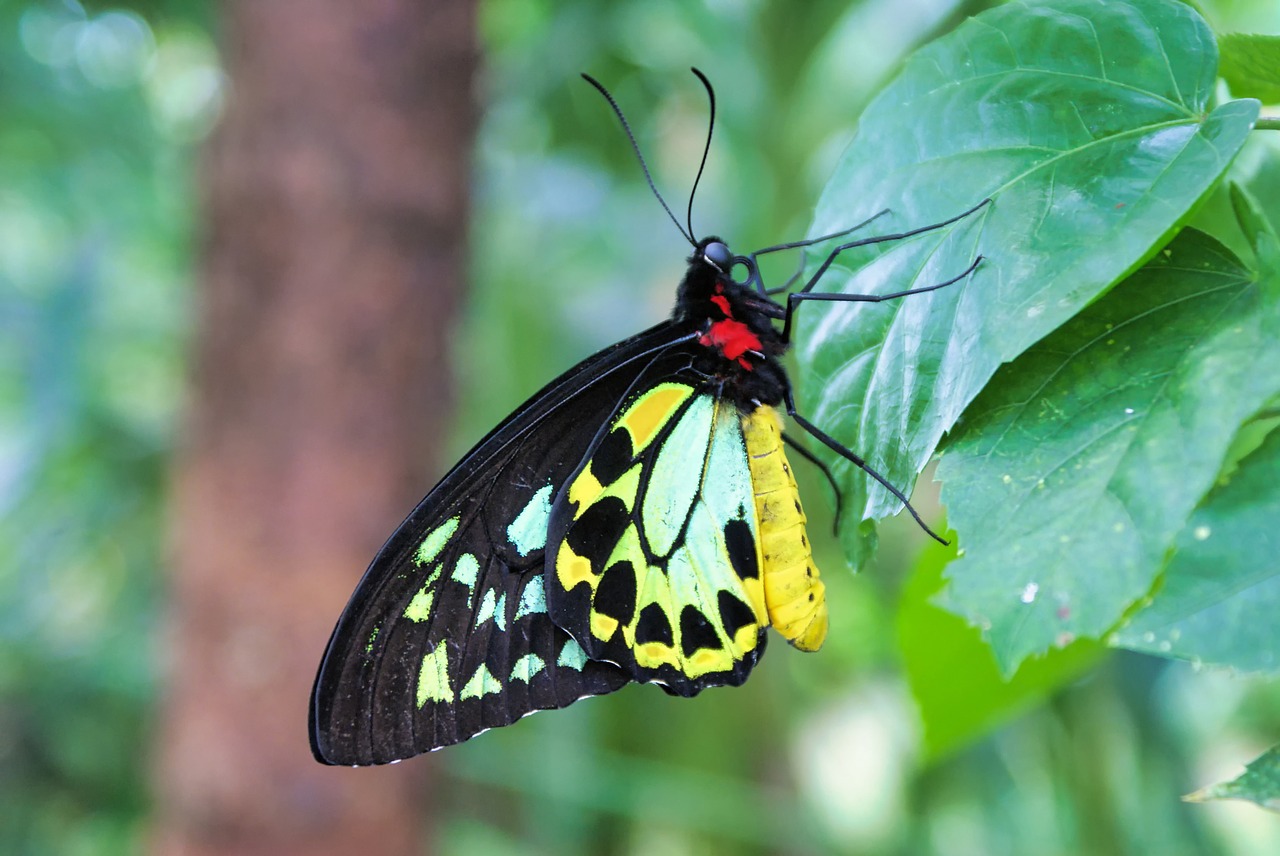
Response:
[742, 406, 828, 652]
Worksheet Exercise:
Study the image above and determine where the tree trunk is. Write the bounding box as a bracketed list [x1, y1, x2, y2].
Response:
[153, 2, 477, 854]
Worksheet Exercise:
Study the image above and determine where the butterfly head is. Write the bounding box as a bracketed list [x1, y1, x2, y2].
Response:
[700, 239, 734, 272]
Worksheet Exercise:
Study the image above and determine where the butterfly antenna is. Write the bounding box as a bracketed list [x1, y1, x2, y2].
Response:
[582, 73, 695, 246]
[686, 67, 715, 242]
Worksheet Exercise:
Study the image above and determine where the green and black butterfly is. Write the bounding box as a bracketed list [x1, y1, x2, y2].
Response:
[310, 69, 985, 765]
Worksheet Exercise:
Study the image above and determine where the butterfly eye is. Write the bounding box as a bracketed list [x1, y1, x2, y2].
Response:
[703, 241, 733, 271]
[729, 258, 754, 285]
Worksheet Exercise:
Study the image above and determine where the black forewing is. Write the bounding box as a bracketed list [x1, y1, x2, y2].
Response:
[310, 322, 698, 765]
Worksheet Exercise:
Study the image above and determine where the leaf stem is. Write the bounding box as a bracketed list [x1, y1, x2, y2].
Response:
[1256, 117, 1280, 131]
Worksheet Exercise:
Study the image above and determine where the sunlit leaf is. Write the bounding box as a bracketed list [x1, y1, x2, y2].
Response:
[936, 228, 1280, 673]
[1109, 186, 1280, 672]
[1112, 417, 1280, 673]
[796, 0, 1257, 564]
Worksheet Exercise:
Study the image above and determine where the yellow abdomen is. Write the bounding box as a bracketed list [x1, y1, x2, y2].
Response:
[741, 406, 827, 651]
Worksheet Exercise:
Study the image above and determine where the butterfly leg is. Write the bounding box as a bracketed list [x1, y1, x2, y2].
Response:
[791, 197, 990, 298]
[780, 254, 982, 344]
[782, 387, 948, 545]
[741, 210, 891, 297]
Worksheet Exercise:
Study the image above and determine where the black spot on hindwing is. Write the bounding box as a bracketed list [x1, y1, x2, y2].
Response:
[717, 590, 756, 636]
[595, 560, 637, 624]
[723, 518, 759, 580]
[635, 603, 674, 646]
[679, 605, 721, 657]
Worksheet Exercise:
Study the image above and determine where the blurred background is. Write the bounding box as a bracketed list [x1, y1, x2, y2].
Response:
[2, 0, 1278, 853]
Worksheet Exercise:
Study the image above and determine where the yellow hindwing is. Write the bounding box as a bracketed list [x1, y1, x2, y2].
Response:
[553, 384, 769, 686]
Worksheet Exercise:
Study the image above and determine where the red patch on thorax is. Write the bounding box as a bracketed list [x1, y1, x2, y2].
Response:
[700, 285, 762, 368]
[701, 319, 757, 360]
[701, 319, 762, 366]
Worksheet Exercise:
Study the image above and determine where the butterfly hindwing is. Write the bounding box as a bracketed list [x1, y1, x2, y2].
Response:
[310, 325, 693, 765]
[547, 382, 771, 696]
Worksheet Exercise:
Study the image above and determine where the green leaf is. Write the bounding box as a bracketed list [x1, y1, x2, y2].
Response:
[1110, 185, 1280, 672]
[936, 228, 1280, 674]
[796, 0, 1258, 563]
[898, 539, 1103, 759]
[1185, 744, 1280, 811]
[1112, 424, 1280, 673]
[1218, 33, 1280, 105]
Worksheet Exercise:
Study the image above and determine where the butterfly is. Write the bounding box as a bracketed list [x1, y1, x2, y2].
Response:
[309, 69, 985, 765]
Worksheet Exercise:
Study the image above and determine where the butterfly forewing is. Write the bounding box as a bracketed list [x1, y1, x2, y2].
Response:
[310, 325, 692, 765]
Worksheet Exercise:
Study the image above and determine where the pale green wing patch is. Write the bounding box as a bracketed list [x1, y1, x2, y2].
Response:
[415, 516, 459, 566]
[510, 653, 546, 684]
[474, 590, 509, 631]
[516, 576, 546, 621]
[403, 587, 435, 623]
[634, 400, 765, 677]
[475, 590, 497, 626]
[507, 483, 553, 557]
[460, 664, 503, 700]
[451, 552, 480, 591]
[416, 640, 453, 706]
[557, 637, 589, 670]
[404, 522, 456, 623]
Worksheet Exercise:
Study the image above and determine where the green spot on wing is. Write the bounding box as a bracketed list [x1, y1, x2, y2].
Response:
[416, 640, 453, 706]
[516, 576, 546, 621]
[475, 589, 496, 626]
[403, 588, 435, 622]
[365, 627, 379, 654]
[460, 664, 503, 700]
[415, 517, 459, 566]
[557, 638, 589, 671]
[494, 593, 507, 631]
[404, 560, 446, 622]
[507, 483, 553, 557]
[510, 653, 546, 684]
[452, 552, 479, 591]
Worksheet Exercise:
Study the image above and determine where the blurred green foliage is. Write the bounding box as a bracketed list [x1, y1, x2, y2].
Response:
[1, 0, 218, 852]
[3, 0, 1278, 854]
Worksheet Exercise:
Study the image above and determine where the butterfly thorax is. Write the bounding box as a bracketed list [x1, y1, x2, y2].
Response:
[673, 237, 789, 410]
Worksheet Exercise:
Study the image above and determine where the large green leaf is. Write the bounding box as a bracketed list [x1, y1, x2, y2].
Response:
[936, 227, 1280, 673]
[1112, 188, 1280, 672]
[795, 0, 1258, 562]
[1112, 426, 1280, 673]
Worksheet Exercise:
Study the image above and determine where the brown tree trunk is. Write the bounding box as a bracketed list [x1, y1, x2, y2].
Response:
[153, 2, 477, 854]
